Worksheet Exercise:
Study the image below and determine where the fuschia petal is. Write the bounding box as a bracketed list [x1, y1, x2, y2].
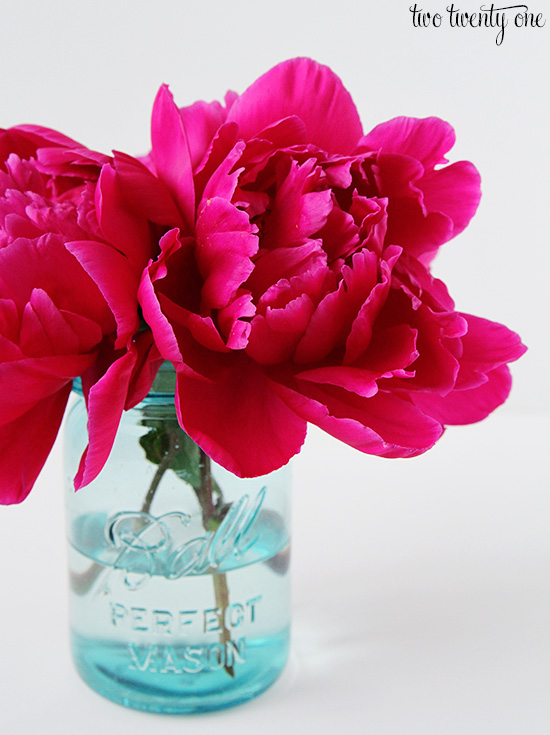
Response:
[151, 85, 195, 232]
[0, 334, 23, 362]
[0, 299, 20, 345]
[67, 240, 140, 349]
[124, 330, 164, 410]
[260, 159, 333, 250]
[453, 313, 527, 390]
[95, 164, 151, 270]
[0, 383, 71, 504]
[246, 241, 328, 301]
[202, 140, 245, 202]
[247, 294, 315, 365]
[19, 288, 80, 356]
[226, 58, 363, 154]
[74, 348, 138, 490]
[178, 99, 229, 170]
[187, 313, 231, 353]
[296, 365, 379, 398]
[273, 378, 443, 457]
[60, 311, 104, 354]
[358, 324, 419, 376]
[113, 151, 184, 227]
[175, 355, 307, 477]
[193, 122, 240, 201]
[411, 364, 513, 425]
[217, 291, 255, 349]
[358, 117, 456, 169]
[419, 161, 482, 241]
[344, 245, 401, 364]
[195, 197, 258, 310]
[0, 234, 114, 334]
[138, 230, 186, 366]
[0, 354, 95, 425]
[10, 124, 92, 152]
[295, 249, 379, 363]
[318, 206, 360, 263]
[254, 115, 308, 147]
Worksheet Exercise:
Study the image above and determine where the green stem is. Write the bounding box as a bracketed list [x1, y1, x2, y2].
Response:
[197, 448, 235, 678]
[140, 429, 180, 515]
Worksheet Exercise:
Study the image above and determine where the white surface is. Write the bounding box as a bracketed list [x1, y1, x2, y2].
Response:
[1, 412, 549, 734]
[0, 1, 548, 732]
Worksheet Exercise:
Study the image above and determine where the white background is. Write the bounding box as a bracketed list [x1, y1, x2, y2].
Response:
[0, 1, 548, 733]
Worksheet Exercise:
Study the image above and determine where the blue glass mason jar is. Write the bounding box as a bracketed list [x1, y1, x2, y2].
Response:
[64, 363, 291, 713]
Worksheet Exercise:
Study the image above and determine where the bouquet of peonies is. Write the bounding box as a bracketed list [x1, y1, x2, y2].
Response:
[0, 58, 526, 504]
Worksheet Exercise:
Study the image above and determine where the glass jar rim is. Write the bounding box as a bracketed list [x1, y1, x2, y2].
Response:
[71, 361, 176, 400]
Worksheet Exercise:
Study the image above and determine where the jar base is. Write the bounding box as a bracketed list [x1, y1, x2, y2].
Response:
[71, 629, 290, 714]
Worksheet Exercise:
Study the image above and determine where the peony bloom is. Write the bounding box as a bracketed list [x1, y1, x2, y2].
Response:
[0, 127, 159, 502]
[125, 57, 526, 477]
[0, 58, 527, 503]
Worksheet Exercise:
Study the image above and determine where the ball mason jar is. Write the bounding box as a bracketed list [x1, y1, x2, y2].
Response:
[64, 363, 291, 713]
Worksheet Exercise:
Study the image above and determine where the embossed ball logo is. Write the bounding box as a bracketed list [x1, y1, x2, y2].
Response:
[105, 487, 267, 586]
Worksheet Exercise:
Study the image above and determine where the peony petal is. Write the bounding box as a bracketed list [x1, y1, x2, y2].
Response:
[0, 334, 24, 362]
[175, 355, 307, 477]
[60, 311, 104, 354]
[0, 353, 95, 425]
[202, 140, 245, 203]
[344, 245, 401, 364]
[419, 161, 481, 241]
[297, 365, 379, 398]
[113, 151, 184, 227]
[411, 364, 513, 425]
[260, 159, 333, 250]
[357, 324, 419, 376]
[187, 313, 231, 353]
[0, 299, 20, 345]
[459, 313, 527, 368]
[453, 313, 527, 390]
[195, 197, 258, 310]
[273, 378, 443, 457]
[95, 164, 151, 270]
[226, 58, 363, 154]
[138, 230, 186, 366]
[19, 296, 56, 357]
[379, 290, 462, 395]
[124, 330, 164, 410]
[74, 348, 138, 490]
[358, 117, 456, 169]
[193, 122, 240, 202]
[35, 146, 108, 180]
[151, 85, 195, 232]
[254, 115, 308, 148]
[19, 288, 80, 356]
[247, 294, 315, 365]
[0, 234, 114, 334]
[217, 291, 256, 349]
[295, 249, 379, 363]
[246, 241, 328, 301]
[10, 124, 94, 153]
[0, 383, 71, 504]
[67, 240, 140, 349]
[318, 206, 360, 263]
[178, 98, 229, 170]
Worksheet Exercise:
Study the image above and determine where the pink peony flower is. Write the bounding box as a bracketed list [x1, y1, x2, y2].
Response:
[0, 58, 527, 502]
[0, 127, 159, 502]
[122, 57, 527, 477]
